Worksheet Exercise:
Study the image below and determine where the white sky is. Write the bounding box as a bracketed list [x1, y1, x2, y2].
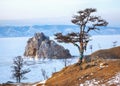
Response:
[0, 0, 120, 26]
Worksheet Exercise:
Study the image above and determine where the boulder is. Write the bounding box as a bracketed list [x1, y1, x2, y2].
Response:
[24, 32, 71, 59]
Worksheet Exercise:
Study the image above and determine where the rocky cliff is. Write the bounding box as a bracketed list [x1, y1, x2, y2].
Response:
[24, 32, 71, 59]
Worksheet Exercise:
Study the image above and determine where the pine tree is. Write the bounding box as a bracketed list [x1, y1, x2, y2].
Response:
[55, 8, 108, 64]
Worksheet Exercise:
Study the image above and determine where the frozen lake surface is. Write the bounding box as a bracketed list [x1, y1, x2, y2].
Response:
[0, 35, 120, 83]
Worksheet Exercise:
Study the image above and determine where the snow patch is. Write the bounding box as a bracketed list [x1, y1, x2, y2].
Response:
[80, 73, 120, 86]
[33, 80, 46, 86]
[107, 73, 120, 86]
[80, 79, 101, 86]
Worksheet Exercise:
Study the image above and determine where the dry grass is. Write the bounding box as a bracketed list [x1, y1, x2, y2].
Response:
[37, 59, 120, 86]
[90, 46, 120, 59]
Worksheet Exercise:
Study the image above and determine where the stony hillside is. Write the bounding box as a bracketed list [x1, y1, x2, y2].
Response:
[37, 59, 120, 86]
[36, 46, 120, 86]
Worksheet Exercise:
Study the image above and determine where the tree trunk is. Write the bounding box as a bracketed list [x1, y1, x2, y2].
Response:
[18, 77, 20, 83]
[73, 43, 84, 64]
[78, 42, 84, 64]
[80, 51, 83, 61]
[16, 78, 18, 83]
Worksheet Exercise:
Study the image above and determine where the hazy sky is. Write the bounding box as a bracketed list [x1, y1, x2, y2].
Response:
[0, 0, 120, 26]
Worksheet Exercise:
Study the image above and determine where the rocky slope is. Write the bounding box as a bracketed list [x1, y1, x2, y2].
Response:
[36, 46, 120, 86]
[37, 59, 120, 86]
[24, 32, 71, 59]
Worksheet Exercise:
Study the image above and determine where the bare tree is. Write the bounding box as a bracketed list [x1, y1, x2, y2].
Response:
[62, 57, 72, 67]
[63, 57, 67, 67]
[11, 56, 30, 83]
[55, 8, 108, 64]
[89, 45, 93, 53]
[41, 68, 48, 80]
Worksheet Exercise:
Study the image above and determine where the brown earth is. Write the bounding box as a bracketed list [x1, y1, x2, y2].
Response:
[37, 46, 120, 86]
[37, 59, 120, 86]
[90, 46, 120, 59]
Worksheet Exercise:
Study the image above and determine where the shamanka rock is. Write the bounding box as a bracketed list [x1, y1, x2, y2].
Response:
[24, 32, 71, 59]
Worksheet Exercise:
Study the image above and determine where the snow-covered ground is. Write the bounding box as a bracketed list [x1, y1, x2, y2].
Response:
[80, 73, 120, 86]
[0, 35, 120, 83]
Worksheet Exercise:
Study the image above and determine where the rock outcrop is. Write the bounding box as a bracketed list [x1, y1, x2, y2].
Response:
[24, 32, 71, 59]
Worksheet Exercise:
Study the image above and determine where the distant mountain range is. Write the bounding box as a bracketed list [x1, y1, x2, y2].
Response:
[0, 25, 120, 37]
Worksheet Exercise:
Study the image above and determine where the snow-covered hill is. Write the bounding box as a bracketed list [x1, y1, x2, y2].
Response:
[0, 25, 120, 37]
